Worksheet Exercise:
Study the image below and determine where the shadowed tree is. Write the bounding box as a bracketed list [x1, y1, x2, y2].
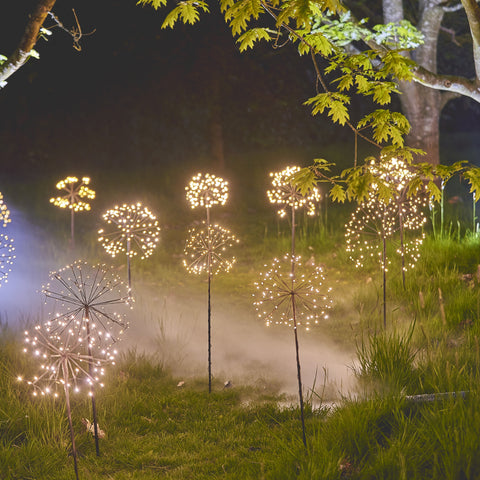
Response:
[0, 0, 57, 87]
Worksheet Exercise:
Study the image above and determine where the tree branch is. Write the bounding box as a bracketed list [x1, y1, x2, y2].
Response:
[442, 2, 466, 13]
[413, 64, 480, 102]
[0, 0, 57, 87]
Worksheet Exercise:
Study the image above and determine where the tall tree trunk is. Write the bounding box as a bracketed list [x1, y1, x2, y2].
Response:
[383, 0, 445, 165]
[400, 81, 442, 165]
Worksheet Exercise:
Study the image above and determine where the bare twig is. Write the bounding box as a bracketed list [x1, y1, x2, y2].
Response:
[48, 9, 96, 51]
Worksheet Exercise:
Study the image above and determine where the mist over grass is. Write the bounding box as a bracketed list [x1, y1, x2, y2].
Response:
[3, 148, 480, 477]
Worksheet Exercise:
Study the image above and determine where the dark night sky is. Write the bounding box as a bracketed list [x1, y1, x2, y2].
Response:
[0, 0, 479, 189]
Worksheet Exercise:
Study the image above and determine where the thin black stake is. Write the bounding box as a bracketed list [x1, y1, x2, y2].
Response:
[208, 272, 212, 393]
[70, 209, 75, 249]
[126, 238, 132, 295]
[63, 359, 80, 480]
[383, 236, 387, 329]
[86, 307, 100, 456]
[206, 206, 212, 393]
[291, 203, 307, 448]
[399, 205, 406, 289]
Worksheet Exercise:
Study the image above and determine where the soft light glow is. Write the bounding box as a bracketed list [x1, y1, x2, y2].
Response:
[267, 166, 321, 217]
[21, 324, 112, 397]
[0, 233, 15, 286]
[185, 173, 229, 209]
[0, 192, 11, 227]
[253, 254, 332, 329]
[42, 261, 130, 348]
[345, 157, 427, 271]
[50, 176, 95, 212]
[183, 223, 239, 275]
[98, 203, 160, 259]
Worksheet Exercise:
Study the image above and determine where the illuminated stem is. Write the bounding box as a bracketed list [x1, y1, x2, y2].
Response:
[62, 359, 80, 480]
[291, 204, 296, 260]
[85, 308, 100, 456]
[126, 238, 132, 294]
[399, 207, 406, 289]
[383, 236, 387, 329]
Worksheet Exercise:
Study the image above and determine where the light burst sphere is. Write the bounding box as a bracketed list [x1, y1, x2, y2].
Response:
[183, 223, 239, 275]
[345, 157, 427, 272]
[50, 176, 95, 212]
[98, 203, 161, 259]
[253, 254, 332, 330]
[267, 166, 321, 218]
[20, 323, 115, 398]
[42, 261, 130, 347]
[0, 233, 15, 285]
[0, 192, 11, 227]
[185, 173, 229, 209]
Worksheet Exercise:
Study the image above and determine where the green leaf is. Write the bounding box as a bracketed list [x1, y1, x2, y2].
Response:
[161, 1, 209, 28]
[358, 110, 410, 146]
[136, 0, 167, 9]
[304, 92, 350, 125]
[305, 33, 334, 56]
[427, 181, 441, 202]
[237, 28, 273, 52]
[290, 167, 319, 195]
[336, 74, 354, 92]
[224, 0, 262, 35]
[329, 184, 346, 203]
[407, 177, 425, 197]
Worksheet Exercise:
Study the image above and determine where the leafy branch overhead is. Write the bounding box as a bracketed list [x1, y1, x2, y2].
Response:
[138, 0, 423, 159]
[138, 0, 480, 202]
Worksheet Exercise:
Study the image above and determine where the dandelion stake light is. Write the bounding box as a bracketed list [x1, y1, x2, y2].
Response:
[20, 323, 116, 480]
[184, 223, 238, 275]
[0, 192, 11, 227]
[50, 176, 95, 247]
[186, 172, 229, 223]
[42, 261, 130, 456]
[0, 193, 14, 286]
[260, 166, 327, 448]
[0, 234, 15, 286]
[345, 157, 427, 327]
[184, 173, 233, 393]
[98, 202, 161, 293]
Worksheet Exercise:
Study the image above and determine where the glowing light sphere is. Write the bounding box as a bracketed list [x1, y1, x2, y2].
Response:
[0, 233, 15, 285]
[253, 254, 332, 330]
[98, 203, 161, 259]
[42, 261, 130, 348]
[345, 157, 428, 271]
[267, 166, 321, 218]
[21, 323, 114, 397]
[185, 173, 229, 209]
[0, 192, 11, 227]
[50, 176, 95, 212]
[183, 223, 239, 275]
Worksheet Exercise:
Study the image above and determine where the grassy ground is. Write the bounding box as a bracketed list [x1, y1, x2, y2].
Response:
[3, 158, 480, 478]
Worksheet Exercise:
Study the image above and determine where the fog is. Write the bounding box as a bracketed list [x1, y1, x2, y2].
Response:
[1, 205, 357, 401]
[125, 285, 357, 401]
[0, 207, 47, 323]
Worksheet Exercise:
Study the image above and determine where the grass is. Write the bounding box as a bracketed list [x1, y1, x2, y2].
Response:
[4, 155, 480, 477]
[1, 340, 318, 479]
